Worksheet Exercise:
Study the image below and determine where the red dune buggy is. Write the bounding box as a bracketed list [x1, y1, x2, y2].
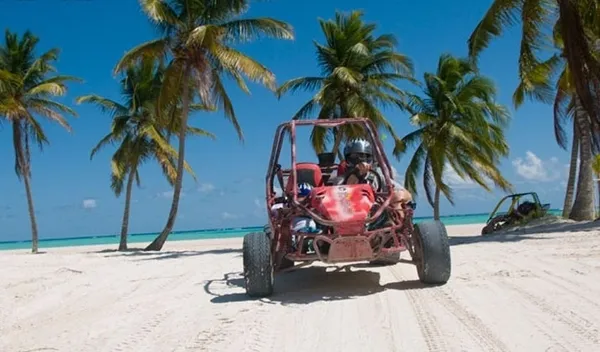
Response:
[242, 118, 452, 297]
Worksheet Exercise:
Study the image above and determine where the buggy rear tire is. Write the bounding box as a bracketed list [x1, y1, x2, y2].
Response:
[243, 232, 274, 297]
[413, 220, 451, 284]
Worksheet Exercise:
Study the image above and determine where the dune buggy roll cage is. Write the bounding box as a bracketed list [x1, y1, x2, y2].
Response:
[265, 118, 397, 229]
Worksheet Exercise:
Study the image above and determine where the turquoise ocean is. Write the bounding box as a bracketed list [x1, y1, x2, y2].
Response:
[0, 209, 563, 251]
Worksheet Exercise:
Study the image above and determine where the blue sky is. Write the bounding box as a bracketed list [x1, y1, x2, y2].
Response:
[0, 0, 571, 241]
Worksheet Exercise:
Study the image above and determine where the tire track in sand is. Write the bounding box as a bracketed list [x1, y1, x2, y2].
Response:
[183, 305, 276, 352]
[385, 267, 449, 352]
[481, 252, 600, 347]
[79, 274, 187, 352]
[181, 271, 278, 352]
[388, 266, 508, 352]
[498, 277, 600, 346]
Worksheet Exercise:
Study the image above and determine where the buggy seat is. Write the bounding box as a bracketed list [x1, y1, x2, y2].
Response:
[285, 162, 323, 193]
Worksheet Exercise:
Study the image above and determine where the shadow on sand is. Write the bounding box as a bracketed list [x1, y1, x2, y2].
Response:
[204, 265, 436, 305]
[448, 219, 600, 246]
[448, 233, 546, 246]
[91, 247, 242, 261]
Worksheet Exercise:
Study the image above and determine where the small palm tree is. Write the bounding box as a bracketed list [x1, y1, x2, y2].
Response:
[77, 57, 214, 251]
[399, 54, 513, 219]
[276, 10, 415, 157]
[0, 30, 80, 253]
[114, 0, 294, 251]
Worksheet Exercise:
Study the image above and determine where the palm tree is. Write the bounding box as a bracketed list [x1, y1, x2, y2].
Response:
[504, 11, 599, 220]
[276, 10, 415, 157]
[76, 57, 214, 251]
[468, 0, 600, 221]
[398, 54, 513, 219]
[0, 30, 80, 253]
[113, 0, 294, 251]
[468, 0, 600, 144]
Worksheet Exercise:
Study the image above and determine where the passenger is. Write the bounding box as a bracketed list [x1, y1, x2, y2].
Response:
[340, 139, 413, 219]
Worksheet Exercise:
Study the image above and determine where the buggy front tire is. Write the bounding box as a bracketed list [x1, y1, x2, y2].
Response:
[413, 220, 451, 284]
[243, 232, 274, 297]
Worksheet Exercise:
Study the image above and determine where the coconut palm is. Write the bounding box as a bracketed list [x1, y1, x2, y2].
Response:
[505, 10, 600, 220]
[275, 10, 415, 158]
[0, 30, 80, 253]
[468, 0, 600, 141]
[76, 57, 214, 251]
[398, 54, 513, 219]
[113, 0, 294, 251]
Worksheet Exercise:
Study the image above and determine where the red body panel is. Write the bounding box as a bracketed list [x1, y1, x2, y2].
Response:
[310, 184, 375, 235]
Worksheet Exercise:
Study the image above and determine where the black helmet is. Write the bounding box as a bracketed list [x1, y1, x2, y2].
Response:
[343, 139, 373, 166]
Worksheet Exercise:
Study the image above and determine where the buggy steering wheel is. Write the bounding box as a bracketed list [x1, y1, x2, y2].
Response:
[343, 167, 383, 192]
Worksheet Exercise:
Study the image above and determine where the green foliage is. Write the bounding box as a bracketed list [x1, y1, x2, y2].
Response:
[77, 57, 213, 196]
[275, 10, 415, 157]
[0, 29, 80, 178]
[114, 0, 295, 141]
[399, 54, 513, 209]
[468, 0, 600, 149]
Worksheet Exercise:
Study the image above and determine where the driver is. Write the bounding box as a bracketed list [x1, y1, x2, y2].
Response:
[340, 139, 413, 218]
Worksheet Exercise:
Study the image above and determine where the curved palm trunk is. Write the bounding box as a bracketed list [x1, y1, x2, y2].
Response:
[332, 129, 344, 159]
[145, 65, 192, 251]
[23, 169, 39, 254]
[597, 179, 600, 219]
[569, 106, 595, 221]
[562, 118, 579, 217]
[118, 169, 136, 251]
[13, 122, 39, 253]
[433, 187, 441, 220]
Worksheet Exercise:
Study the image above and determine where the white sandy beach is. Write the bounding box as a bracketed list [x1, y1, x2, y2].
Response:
[2, 221, 600, 352]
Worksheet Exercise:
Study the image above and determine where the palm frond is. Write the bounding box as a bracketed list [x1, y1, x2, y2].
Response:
[221, 18, 294, 43]
[113, 39, 168, 74]
[468, 0, 521, 60]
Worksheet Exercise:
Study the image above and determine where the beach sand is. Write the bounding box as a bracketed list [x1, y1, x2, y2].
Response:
[2, 221, 600, 352]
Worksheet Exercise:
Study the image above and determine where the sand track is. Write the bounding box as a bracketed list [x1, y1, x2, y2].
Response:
[2, 223, 600, 352]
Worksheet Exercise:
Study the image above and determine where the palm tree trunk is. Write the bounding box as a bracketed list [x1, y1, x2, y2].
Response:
[558, 0, 600, 137]
[562, 118, 579, 217]
[332, 128, 344, 160]
[433, 187, 441, 220]
[119, 169, 136, 251]
[23, 170, 39, 254]
[13, 122, 39, 253]
[569, 105, 595, 221]
[597, 180, 600, 218]
[145, 65, 192, 251]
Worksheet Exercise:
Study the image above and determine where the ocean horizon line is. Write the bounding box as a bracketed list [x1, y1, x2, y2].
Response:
[0, 209, 563, 246]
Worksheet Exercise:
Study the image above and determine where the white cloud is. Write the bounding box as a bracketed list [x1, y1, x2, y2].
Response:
[221, 212, 238, 219]
[82, 199, 97, 209]
[198, 183, 215, 193]
[512, 151, 561, 182]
